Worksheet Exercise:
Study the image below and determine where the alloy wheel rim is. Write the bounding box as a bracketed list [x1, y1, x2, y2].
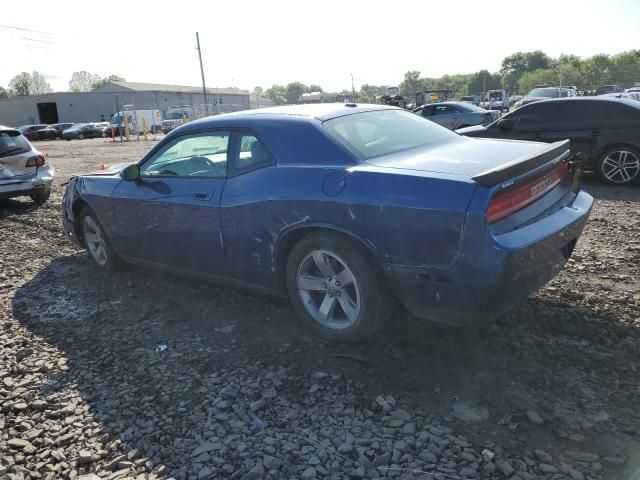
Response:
[602, 150, 640, 183]
[296, 250, 361, 330]
[83, 216, 108, 266]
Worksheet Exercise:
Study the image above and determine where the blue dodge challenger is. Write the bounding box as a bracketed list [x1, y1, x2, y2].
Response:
[62, 104, 593, 341]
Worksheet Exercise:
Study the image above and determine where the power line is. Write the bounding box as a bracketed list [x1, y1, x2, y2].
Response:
[0, 24, 54, 36]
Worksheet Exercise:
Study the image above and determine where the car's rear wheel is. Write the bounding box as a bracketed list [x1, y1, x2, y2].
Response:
[30, 189, 50, 205]
[597, 146, 640, 185]
[79, 206, 121, 270]
[286, 231, 392, 342]
[78, 133, 84, 140]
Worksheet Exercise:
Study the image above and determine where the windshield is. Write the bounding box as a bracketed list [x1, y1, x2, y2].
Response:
[68, 123, 87, 131]
[386, 87, 400, 96]
[528, 88, 559, 98]
[461, 96, 475, 101]
[323, 109, 456, 160]
[488, 91, 503, 99]
[0, 130, 31, 156]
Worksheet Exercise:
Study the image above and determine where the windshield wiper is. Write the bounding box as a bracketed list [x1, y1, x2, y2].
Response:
[0, 147, 23, 156]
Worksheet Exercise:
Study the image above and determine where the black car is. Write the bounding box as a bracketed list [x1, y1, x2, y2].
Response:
[62, 123, 104, 140]
[52, 123, 74, 138]
[596, 85, 624, 95]
[31, 126, 58, 141]
[17, 124, 50, 141]
[457, 97, 640, 185]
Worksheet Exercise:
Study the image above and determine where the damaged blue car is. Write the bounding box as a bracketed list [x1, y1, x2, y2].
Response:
[62, 104, 593, 342]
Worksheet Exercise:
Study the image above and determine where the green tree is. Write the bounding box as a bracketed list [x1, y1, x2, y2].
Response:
[90, 74, 126, 90]
[9, 72, 34, 96]
[400, 70, 422, 96]
[31, 72, 52, 94]
[501, 51, 552, 93]
[252, 86, 264, 97]
[285, 82, 308, 103]
[358, 84, 385, 103]
[308, 84, 323, 93]
[467, 70, 502, 95]
[69, 71, 102, 92]
[264, 84, 286, 105]
[0, 87, 8, 99]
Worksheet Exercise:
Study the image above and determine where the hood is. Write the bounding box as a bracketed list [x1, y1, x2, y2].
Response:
[456, 124, 486, 134]
[84, 163, 131, 176]
[365, 136, 549, 179]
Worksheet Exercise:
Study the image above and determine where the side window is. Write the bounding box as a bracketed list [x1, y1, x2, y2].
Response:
[421, 106, 435, 116]
[433, 105, 455, 116]
[141, 131, 229, 178]
[230, 134, 274, 176]
[511, 103, 548, 130]
[413, 107, 423, 116]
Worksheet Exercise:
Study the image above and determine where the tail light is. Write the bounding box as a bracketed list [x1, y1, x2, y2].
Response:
[26, 155, 46, 168]
[487, 161, 569, 224]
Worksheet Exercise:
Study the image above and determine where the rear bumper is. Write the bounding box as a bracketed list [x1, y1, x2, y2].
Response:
[386, 190, 593, 325]
[0, 167, 54, 199]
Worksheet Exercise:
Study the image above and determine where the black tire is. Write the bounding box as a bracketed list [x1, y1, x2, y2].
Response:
[286, 231, 393, 342]
[78, 133, 84, 140]
[30, 189, 50, 205]
[597, 145, 640, 185]
[78, 206, 123, 271]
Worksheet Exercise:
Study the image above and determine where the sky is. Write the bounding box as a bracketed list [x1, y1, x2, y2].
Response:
[2, 0, 639, 93]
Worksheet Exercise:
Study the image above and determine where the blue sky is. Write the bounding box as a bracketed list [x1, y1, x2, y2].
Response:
[2, 0, 639, 92]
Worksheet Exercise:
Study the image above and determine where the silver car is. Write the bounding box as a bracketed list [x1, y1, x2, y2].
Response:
[412, 101, 501, 130]
[0, 125, 54, 204]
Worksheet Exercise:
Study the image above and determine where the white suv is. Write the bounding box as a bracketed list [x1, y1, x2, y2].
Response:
[0, 126, 54, 204]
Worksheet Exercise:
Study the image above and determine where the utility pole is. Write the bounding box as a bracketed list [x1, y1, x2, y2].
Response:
[196, 32, 208, 115]
[351, 73, 356, 103]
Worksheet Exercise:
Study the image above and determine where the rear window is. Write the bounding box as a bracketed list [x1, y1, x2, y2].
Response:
[528, 88, 559, 98]
[323, 110, 456, 160]
[0, 131, 31, 157]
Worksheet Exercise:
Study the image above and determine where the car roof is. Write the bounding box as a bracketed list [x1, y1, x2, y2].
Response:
[521, 96, 640, 108]
[186, 103, 400, 127]
[0, 125, 19, 133]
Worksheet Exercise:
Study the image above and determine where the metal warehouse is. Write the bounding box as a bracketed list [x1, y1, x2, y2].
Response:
[0, 81, 250, 127]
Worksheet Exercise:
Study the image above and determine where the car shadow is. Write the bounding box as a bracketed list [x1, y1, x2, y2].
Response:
[582, 175, 640, 202]
[11, 253, 640, 478]
[0, 197, 47, 218]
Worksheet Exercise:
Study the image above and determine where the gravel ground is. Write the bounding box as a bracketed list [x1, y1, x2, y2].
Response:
[1, 137, 639, 480]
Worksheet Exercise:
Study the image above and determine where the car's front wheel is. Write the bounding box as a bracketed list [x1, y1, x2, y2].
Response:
[597, 146, 640, 185]
[79, 206, 121, 270]
[286, 231, 392, 342]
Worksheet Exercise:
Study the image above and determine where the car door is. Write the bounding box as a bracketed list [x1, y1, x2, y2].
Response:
[430, 105, 459, 129]
[107, 130, 230, 274]
[536, 101, 599, 158]
[219, 131, 277, 286]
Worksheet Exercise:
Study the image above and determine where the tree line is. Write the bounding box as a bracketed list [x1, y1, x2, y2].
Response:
[256, 50, 640, 105]
[2, 50, 638, 102]
[0, 71, 126, 99]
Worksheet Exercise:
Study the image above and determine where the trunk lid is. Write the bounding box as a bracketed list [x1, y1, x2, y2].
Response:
[365, 136, 561, 181]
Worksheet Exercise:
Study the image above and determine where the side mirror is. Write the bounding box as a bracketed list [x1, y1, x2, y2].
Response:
[497, 118, 514, 130]
[121, 164, 140, 181]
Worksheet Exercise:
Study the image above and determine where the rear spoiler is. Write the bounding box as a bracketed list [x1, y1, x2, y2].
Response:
[472, 140, 571, 186]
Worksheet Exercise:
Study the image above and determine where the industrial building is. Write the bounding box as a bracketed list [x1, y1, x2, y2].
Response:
[0, 81, 251, 127]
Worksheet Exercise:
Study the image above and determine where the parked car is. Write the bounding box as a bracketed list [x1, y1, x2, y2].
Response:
[61, 104, 592, 342]
[520, 87, 575, 107]
[412, 101, 500, 130]
[62, 123, 104, 140]
[93, 122, 110, 137]
[480, 90, 509, 112]
[596, 85, 624, 95]
[30, 125, 58, 141]
[0, 125, 53, 203]
[457, 97, 640, 185]
[161, 119, 183, 134]
[52, 123, 74, 139]
[625, 87, 640, 93]
[17, 124, 49, 141]
[460, 95, 480, 106]
[509, 95, 524, 108]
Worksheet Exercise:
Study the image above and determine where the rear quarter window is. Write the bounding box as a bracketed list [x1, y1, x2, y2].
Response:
[0, 131, 31, 157]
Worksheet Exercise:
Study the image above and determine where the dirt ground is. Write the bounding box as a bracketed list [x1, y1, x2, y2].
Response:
[1, 137, 639, 480]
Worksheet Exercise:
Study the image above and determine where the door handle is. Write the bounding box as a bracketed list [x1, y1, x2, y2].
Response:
[194, 190, 212, 200]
